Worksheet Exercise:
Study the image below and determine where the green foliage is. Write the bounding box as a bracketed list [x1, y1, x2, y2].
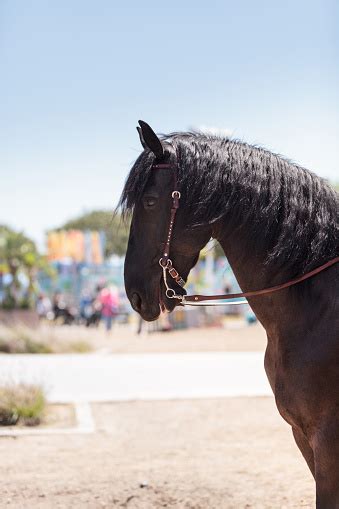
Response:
[0, 384, 46, 426]
[0, 225, 55, 309]
[198, 240, 225, 260]
[58, 210, 130, 257]
[0, 225, 37, 271]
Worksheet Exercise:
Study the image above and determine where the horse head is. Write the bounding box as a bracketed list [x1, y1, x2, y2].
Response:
[122, 121, 212, 321]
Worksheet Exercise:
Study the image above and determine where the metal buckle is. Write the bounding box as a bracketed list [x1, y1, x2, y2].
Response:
[168, 266, 179, 278]
[172, 191, 181, 199]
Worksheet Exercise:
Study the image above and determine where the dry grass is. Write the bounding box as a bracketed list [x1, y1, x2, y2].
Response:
[0, 383, 46, 426]
[0, 325, 92, 354]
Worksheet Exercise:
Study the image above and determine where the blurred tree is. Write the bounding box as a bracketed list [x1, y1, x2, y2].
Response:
[0, 225, 54, 309]
[58, 210, 130, 258]
[213, 240, 225, 258]
[199, 239, 225, 260]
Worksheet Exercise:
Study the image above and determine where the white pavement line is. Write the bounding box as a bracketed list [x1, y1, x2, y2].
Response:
[0, 352, 272, 402]
[0, 402, 95, 437]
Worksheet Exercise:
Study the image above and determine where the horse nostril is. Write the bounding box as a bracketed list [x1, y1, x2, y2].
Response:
[131, 292, 142, 312]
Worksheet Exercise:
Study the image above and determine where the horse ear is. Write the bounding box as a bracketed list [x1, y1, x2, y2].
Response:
[138, 120, 164, 159]
[136, 126, 147, 149]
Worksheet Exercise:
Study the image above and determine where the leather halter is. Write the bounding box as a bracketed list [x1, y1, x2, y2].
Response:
[152, 162, 339, 306]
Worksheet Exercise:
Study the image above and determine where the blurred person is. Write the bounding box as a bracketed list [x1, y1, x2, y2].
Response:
[52, 291, 75, 325]
[99, 285, 119, 332]
[52, 291, 65, 319]
[80, 290, 94, 325]
[89, 297, 102, 327]
[36, 293, 52, 319]
[80, 290, 102, 327]
[223, 281, 233, 316]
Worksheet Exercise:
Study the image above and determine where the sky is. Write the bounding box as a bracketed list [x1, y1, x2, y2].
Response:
[1, 0, 338, 250]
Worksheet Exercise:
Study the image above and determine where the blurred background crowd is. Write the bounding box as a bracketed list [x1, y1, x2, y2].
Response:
[0, 215, 256, 334]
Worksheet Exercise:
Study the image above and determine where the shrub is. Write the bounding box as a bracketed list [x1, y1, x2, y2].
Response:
[0, 325, 91, 354]
[68, 340, 92, 353]
[0, 333, 52, 354]
[0, 384, 46, 426]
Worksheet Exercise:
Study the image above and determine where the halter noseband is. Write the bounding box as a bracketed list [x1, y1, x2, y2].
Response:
[152, 161, 339, 307]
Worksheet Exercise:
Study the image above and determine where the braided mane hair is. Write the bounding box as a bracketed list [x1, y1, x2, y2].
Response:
[120, 133, 338, 275]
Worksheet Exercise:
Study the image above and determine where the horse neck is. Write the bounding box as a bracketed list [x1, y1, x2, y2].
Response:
[215, 220, 296, 331]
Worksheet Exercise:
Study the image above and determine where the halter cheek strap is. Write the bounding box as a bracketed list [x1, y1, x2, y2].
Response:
[153, 163, 186, 299]
[152, 162, 339, 306]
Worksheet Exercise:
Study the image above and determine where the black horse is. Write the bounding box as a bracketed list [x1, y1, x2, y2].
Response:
[121, 121, 338, 508]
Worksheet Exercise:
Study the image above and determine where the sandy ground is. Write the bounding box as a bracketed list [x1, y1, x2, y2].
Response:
[105, 322, 266, 354]
[0, 323, 311, 507]
[27, 321, 266, 354]
[0, 397, 314, 508]
[0, 319, 266, 354]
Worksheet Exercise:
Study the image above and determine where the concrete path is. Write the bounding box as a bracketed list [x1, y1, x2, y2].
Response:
[0, 352, 271, 402]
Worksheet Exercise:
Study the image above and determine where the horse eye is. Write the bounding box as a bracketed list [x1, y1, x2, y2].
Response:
[143, 196, 157, 209]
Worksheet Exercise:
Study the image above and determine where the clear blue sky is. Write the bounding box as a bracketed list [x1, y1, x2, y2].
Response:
[1, 0, 338, 249]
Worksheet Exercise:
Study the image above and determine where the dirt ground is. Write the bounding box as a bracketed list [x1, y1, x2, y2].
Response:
[105, 322, 266, 354]
[0, 397, 314, 509]
[30, 321, 266, 354]
[0, 318, 266, 354]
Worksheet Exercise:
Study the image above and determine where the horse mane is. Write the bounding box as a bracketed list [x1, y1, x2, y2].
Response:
[120, 132, 338, 274]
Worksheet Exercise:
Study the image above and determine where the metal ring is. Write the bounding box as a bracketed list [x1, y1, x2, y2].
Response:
[172, 191, 181, 199]
[165, 289, 176, 299]
[159, 258, 172, 268]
